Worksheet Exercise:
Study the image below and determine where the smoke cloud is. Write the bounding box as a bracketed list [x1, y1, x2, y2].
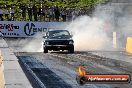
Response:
[21, 38, 43, 52]
[67, 3, 132, 51]
[21, 34, 43, 52]
[67, 16, 110, 51]
[67, 4, 116, 51]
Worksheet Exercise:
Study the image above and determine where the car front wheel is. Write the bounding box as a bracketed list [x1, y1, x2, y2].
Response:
[44, 47, 48, 53]
[68, 47, 74, 53]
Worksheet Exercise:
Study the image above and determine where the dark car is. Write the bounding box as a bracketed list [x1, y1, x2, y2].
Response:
[43, 29, 74, 53]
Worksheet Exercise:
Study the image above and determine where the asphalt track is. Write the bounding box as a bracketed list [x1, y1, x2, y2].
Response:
[5, 38, 132, 88]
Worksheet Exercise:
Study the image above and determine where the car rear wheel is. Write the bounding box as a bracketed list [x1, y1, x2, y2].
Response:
[44, 47, 48, 53]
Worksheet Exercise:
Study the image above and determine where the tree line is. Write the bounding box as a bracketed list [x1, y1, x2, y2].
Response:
[0, 0, 109, 8]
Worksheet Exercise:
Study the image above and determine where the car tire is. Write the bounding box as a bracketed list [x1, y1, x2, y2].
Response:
[69, 47, 74, 53]
[44, 47, 48, 53]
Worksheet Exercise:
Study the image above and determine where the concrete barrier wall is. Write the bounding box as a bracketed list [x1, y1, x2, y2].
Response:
[0, 39, 32, 88]
[0, 50, 5, 88]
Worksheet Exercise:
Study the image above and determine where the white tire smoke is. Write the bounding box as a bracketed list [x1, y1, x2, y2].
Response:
[67, 16, 111, 51]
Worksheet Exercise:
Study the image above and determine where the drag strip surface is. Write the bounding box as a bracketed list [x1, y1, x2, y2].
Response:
[15, 52, 132, 88]
[18, 56, 72, 88]
[5, 38, 132, 88]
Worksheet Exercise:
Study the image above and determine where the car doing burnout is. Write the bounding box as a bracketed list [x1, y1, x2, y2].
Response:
[43, 29, 74, 53]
